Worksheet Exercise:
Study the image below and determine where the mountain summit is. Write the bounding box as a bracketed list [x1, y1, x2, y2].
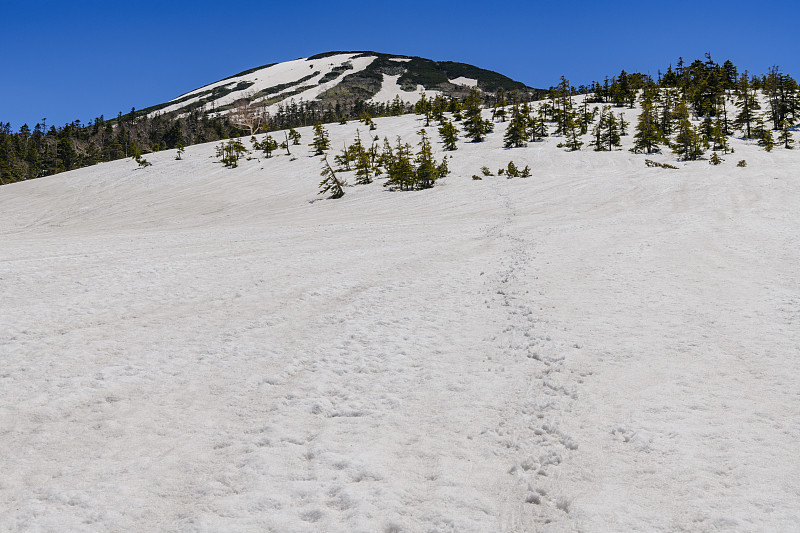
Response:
[141, 51, 540, 117]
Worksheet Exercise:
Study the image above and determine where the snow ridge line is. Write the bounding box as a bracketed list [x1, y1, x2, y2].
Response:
[484, 182, 583, 531]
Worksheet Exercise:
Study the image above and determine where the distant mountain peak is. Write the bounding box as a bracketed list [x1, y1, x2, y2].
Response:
[141, 51, 540, 118]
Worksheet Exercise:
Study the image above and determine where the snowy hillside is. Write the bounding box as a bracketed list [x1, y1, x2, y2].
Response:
[142, 51, 536, 118]
[1, 105, 799, 532]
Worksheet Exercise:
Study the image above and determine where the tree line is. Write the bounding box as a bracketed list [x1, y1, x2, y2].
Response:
[1, 55, 797, 186]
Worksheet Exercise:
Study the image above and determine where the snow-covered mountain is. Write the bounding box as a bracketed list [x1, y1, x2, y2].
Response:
[141, 51, 539, 117]
[1, 94, 799, 532]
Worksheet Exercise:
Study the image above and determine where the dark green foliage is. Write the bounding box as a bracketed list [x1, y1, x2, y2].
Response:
[360, 112, 377, 130]
[709, 117, 731, 154]
[709, 152, 724, 165]
[758, 128, 775, 151]
[462, 88, 493, 142]
[252, 135, 278, 158]
[763, 66, 799, 130]
[671, 100, 705, 160]
[414, 130, 439, 189]
[631, 89, 662, 154]
[310, 123, 330, 155]
[504, 161, 530, 178]
[590, 106, 621, 151]
[134, 154, 152, 168]
[733, 73, 761, 138]
[492, 88, 508, 122]
[288, 128, 302, 145]
[778, 121, 795, 149]
[318, 155, 346, 199]
[438, 119, 458, 150]
[216, 138, 248, 168]
[383, 131, 449, 191]
[384, 139, 415, 191]
[645, 159, 678, 169]
[503, 103, 528, 148]
[736, 159, 747, 167]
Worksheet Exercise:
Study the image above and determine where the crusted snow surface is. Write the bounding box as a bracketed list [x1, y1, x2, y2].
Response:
[1, 108, 799, 532]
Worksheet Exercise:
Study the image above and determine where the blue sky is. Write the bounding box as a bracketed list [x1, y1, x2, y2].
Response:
[2, 0, 798, 130]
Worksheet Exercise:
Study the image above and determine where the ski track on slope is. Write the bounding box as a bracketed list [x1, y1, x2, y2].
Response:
[1, 103, 799, 532]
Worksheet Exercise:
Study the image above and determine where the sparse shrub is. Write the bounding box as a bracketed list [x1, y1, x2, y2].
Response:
[645, 159, 678, 169]
[216, 138, 248, 168]
[472, 174, 482, 180]
[506, 161, 519, 177]
[481, 166, 493, 176]
[737, 159, 747, 167]
[709, 152, 724, 165]
[134, 154, 152, 168]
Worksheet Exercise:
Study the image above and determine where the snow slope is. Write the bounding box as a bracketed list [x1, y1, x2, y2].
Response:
[1, 107, 799, 532]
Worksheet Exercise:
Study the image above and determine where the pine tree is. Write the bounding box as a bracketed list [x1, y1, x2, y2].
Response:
[758, 128, 775, 151]
[288, 128, 301, 145]
[438, 119, 458, 151]
[384, 139, 415, 191]
[503, 103, 528, 148]
[558, 108, 583, 151]
[414, 129, 438, 189]
[671, 100, 704, 161]
[617, 113, 628, 136]
[631, 90, 662, 154]
[310, 123, 330, 155]
[462, 88, 493, 142]
[492, 88, 508, 122]
[732, 73, 760, 139]
[319, 155, 346, 199]
[709, 116, 731, 153]
[777, 120, 795, 149]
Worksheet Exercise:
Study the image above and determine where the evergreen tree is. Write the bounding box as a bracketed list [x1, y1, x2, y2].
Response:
[631, 90, 662, 154]
[777, 120, 795, 149]
[355, 143, 374, 185]
[414, 129, 438, 189]
[288, 128, 301, 145]
[558, 108, 583, 151]
[438, 119, 458, 151]
[384, 139, 415, 191]
[253, 135, 278, 158]
[671, 100, 705, 160]
[503, 103, 528, 148]
[732, 73, 760, 138]
[709, 116, 731, 153]
[617, 113, 628, 136]
[310, 123, 330, 155]
[492, 88, 508, 122]
[462, 88, 493, 142]
[334, 143, 353, 171]
[318, 155, 346, 199]
[758, 127, 775, 151]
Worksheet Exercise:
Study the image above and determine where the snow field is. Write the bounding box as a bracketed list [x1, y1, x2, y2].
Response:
[1, 104, 799, 532]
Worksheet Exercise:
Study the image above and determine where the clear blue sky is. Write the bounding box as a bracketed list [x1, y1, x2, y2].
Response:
[2, 0, 798, 130]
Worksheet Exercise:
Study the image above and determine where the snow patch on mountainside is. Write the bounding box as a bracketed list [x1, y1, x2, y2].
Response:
[369, 73, 441, 104]
[154, 53, 377, 116]
[450, 76, 479, 87]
